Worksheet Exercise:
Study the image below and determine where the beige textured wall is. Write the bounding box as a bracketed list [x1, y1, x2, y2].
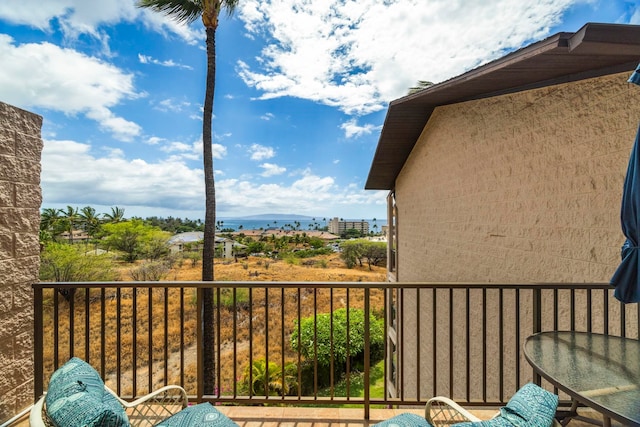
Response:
[0, 102, 42, 422]
[393, 72, 640, 400]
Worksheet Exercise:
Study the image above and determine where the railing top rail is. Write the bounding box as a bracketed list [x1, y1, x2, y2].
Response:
[34, 281, 613, 290]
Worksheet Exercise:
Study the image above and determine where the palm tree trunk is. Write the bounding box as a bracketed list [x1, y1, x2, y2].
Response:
[201, 25, 217, 396]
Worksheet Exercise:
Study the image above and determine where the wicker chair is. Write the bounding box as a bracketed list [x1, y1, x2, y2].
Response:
[426, 396, 482, 426]
[29, 357, 188, 427]
[425, 383, 561, 427]
[30, 384, 188, 427]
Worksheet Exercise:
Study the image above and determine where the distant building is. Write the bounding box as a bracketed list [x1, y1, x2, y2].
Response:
[167, 232, 241, 259]
[58, 230, 90, 243]
[328, 217, 369, 235]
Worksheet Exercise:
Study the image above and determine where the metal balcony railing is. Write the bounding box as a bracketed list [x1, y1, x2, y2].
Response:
[33, 281, 639, 418]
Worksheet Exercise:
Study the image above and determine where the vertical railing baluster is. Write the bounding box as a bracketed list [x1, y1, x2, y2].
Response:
[364, 287, 370, 420]
[554, 289, 559, 331]
[132, 287, 137, 397]
[248, 287, 253, 399]
[482, 288, 487, 402]
[465, 288, 470, 401]
[604, 290, 609, 335]
[621, 300, 627, 337]
[34, 284, 44, 399]
[399, 287, 405, 402]
[85, 288, 90, 362]
[180, 288, 184, 388]
[280, 287, 285, 401]
[264, 286, 269, 398]
[69, 290, 75, 359]
[448, 288, 454, 398]
[416, 287, 421, 401]
[233, 287, 238, 397]
[499, 289, 504, 402]
[216, 286, 221, 399]
[345, 287, 351, 398]
[116, 287, 121, 395]
[196, 287, 203, 401]
[532, 287, 541, 386]
[54, 290, 59, 368]
[164, 287, 168, 387]
[148, 287, 153, 393]
[329, 287, 335, 399]
[515, 289, 521, 388]
[587, 289, 593, 333]
[100, 288, 106, 378]
[297, 286, 302, 399]
[570, 289, 576, 331]
[313, 287, 318, 398]
[383, 286, 388, 401]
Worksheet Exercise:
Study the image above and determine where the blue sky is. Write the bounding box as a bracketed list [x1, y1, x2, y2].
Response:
[0, 1, 639, 221]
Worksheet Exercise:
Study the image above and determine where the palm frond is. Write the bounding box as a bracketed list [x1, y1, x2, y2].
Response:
[221, 0, 240, 17]
[408, 80, 434, 95]
[137, 0, 203, 25]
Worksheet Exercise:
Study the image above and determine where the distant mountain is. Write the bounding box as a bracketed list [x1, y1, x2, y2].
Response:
[224, 213, 315, 220]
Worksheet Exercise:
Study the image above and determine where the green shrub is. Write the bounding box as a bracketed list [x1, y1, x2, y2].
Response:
[290, 308, 385, 370]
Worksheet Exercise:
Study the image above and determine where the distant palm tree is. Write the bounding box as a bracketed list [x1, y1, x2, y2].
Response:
[137, 0, 239, 396]
[408, 80, 434, 95]
[61, 205, 79, 244]
[103, 206, 125, 223]
[79, 206, 102, 240]
[40, 208, 63, 235]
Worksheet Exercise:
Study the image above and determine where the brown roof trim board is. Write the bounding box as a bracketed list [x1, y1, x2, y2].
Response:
[365, 23, 640, 190]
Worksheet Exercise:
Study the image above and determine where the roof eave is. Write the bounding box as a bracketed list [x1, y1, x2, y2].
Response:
[365, 23, 640, 190]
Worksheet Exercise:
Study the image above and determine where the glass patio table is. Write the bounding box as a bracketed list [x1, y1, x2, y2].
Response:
[524, 331, 640, 427]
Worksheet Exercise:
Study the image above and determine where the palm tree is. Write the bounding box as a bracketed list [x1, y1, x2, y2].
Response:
[408, 80, 434, 95]
[103, 206, 125, 223]
[40, 208, 63, 237]
[137, 0, 239, 396]
[79, 206, 102, 240]
[61, 206, 79, 244]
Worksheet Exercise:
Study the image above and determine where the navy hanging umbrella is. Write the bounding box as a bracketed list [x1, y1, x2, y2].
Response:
[610, 66, 640, 303]
[611, 124, 640, 303]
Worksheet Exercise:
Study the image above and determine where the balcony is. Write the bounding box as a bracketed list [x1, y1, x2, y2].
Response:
[30, 281, 638, 426]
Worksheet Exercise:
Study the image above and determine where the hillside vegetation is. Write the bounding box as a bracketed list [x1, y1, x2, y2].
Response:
[42, 254, 388, 398]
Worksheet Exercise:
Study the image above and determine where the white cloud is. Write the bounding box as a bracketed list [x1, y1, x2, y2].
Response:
[42, 139, 205, 210]
[154, 98, 193, 113]
[237, 0, 580, 115]
[261, 112, 275, 120]
[0, 0, 138, 34]
[192, 137, 228, 160]
[139, 53, 193, 70]
[249, 144, 275, 161]
[41, 139, 387, 219]
[340, 118, 380, 139]
[260, 162, 286, 177]
[216, 170, 387, 217]
[0, 0, 201, 46]
[0, 35, 141, 141]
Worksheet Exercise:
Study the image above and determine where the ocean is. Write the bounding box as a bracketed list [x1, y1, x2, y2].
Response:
[217, 218, 387, 232]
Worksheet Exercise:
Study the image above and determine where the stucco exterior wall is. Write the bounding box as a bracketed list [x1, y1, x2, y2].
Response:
[393, 72, 640, 400]
[0, 102, 42, 422]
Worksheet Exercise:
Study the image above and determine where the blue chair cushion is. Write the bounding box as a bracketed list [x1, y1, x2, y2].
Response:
[373, 412, 432, 427]
[45, 357, 129, 427]
[454, 383, 558, 427]
[155, 403, 239, 427]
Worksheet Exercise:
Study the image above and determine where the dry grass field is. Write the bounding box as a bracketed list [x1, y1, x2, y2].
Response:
[168, 253, 387, 282]
[42, 254, 388, 396]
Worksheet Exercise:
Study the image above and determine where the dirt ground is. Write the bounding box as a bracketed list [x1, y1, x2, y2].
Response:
[166, 254, 388, 283]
